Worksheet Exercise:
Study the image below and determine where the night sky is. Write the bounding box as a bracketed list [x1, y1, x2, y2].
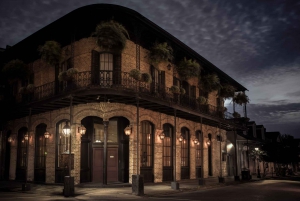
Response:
[0, 0, 299, 138]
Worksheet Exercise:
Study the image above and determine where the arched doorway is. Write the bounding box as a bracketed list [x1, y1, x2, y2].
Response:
[208, 133, 213, 176]
[195, 130, 202, 178]
[181, 127, 190, 179]
[162, 123, 173, 181]
[34, 123, 46, 183]
[2, 130, 11, 180]
[140, 120, 154, 183]
[16, 127, 28, 181]
[80, 116, 129, 183]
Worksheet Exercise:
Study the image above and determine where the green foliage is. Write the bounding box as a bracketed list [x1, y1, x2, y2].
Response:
[170, 85, 180, 94]
[2, 59, 29, 82]
[201, 74, 221, 92]
[233, 111, 241, 118]
[219, 84, 236, 99]
[233, 92, 249, 105]
[129, 69, 141, 81]
[180, 87, 186, 95]
[92, 20, 129, 52]
[141, 73, 152, 83]
[176, 57, 201, 80]
[26, 84, 35, 93]
[196, 96, 207, 104]
[58, 68, 78, 82]
[250, 149, 266, 162]
[38, 41, 62, 66]
[148, 42, 173, 68]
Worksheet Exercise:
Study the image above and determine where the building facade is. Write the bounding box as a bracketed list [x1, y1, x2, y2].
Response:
[0, 4, 248, 184]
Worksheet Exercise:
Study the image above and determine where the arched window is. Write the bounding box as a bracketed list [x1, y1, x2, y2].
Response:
[34, 123, 47, 182]
[181, 127, 190, 179]
[163, 123, 173, 167]
[16, 127, 28, 181]
[140, 121, 154, 183]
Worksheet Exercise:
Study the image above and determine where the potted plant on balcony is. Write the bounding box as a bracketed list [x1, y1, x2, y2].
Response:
[38, 40, 62, 66]
[129, 69, 141, 81]
[26, 84, 35, 93]
[141, 73, 152, 84]
[176, 57, 201, 80]
[148, 42, 173, 69]
[196, 96, 207, 104]
[180, 87, 186, 95]
[233, 92, 249, 105]
[219, 84, 236, 99]
[92, 20, 129, 53]
[2, 59, 29, 83]
[170, 85, 180, 94]
[58, 68, 78, 82]
[201, 73, 221, 93]
[233, 111, 241, 118]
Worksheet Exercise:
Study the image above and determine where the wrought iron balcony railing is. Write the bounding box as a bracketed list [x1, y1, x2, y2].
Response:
[29, 70, 228, 119]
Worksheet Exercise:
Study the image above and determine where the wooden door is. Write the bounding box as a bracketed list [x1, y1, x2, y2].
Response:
[93, 147, 118, 182]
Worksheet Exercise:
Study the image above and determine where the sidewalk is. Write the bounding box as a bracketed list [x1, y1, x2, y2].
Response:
[0, 175, 282, 199]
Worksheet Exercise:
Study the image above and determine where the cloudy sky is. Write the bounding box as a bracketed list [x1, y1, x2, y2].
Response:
[0, 0, 299, 138]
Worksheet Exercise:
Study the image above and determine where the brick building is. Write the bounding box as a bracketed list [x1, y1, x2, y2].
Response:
[0, 4, 247, 185]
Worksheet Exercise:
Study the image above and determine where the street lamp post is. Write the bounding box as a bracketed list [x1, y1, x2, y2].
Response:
[255, 147, 261, 178]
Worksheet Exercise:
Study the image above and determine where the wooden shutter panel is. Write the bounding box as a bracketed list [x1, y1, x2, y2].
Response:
[113, 54, 121, 85]
[91, 50, 100, 85]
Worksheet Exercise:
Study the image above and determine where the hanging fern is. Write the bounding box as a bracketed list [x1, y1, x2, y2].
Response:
[129, 69, 141, 81]
[180, 87, 186, 95]
[38, 41, 62, 66]
[92, 20, 129, 53]
[201, 74, 221, 92]
[2, 59, 29, 82]
[141, 73, 152, 83]
[233, 92, 249, 105]
[196, 96, 207, 104]
[176, 57, 201, 80]
[219, 84, 236, 99]
[148, 42, 173, 68]
[170, 85, 180, 94]
[26, 84, 35, 93]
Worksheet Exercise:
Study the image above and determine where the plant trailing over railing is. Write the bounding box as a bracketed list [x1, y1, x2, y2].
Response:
[219, 84, 236, 99]
[170, 85, 180, 94]
[148, 42, 173, 68]
[176, 57, 201, 80]
[233, 111, 241, 118]
[38, 41, 62, 66]
[26, 84, 35, 93]
[196, 96, 207, 104]
[129, 69, 141, 81]
[180, 87, 186, 95]
[2, 59, 29, 83]
[18, 84, 35, 94]
[141, 73, 152, 83]
[201, 73, 221, 92]
[58, 68, 78, 82]
[233, 92, 249, 105]
[92, 20, 129, 53]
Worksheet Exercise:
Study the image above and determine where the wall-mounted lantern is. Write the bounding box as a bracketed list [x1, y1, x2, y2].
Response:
[62, 121, 71, 137]
[167, 63, 172, 70]
[44, 131, 51, 139]
[206, 139, 211, 146]
[78, 125, 86, 136]
[178, 135, 183, 142]
[24, 133, 29, 141]
[193, 138, 199, 144]
[158, 131, 165, 140]
[124, 125, 132, 136]
[8, 137, 14, 143]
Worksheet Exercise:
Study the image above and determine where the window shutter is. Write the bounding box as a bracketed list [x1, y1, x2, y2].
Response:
[160, 71, 165, 87]
[113, 54, 121, 85]
[91, 50, 100, 85]
[191, 86, 196, 98]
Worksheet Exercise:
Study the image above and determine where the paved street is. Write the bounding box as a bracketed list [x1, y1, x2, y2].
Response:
[0, 176, 299, 200]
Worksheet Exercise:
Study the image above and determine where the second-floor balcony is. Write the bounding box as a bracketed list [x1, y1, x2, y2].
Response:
[19, 70, 233, 120]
